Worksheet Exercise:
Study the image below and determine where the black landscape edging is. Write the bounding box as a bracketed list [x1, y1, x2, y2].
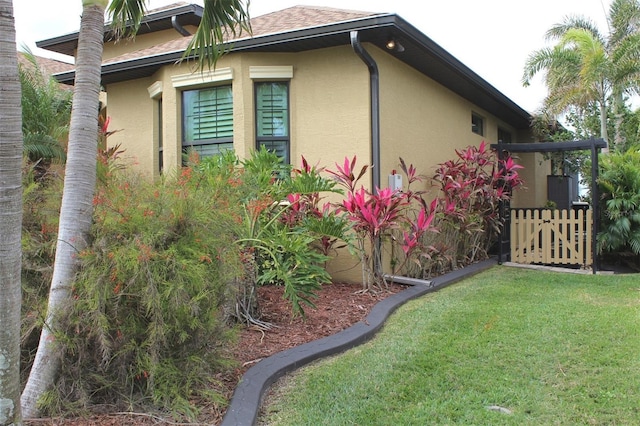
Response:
[221, 258, 497, 426]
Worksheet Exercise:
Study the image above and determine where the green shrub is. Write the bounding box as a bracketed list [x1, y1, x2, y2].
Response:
[597, 149, 640, 265]
[397, 142, 523, 278]
[46, 168, 243, 418]
[19, 49, 71, 166]
[22, 148, 352, 418]
[198, 149, 349, 319]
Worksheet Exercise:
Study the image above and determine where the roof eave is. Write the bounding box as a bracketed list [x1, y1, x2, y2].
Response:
[36, 3, 204, 57]
[52, 13, 533, 129]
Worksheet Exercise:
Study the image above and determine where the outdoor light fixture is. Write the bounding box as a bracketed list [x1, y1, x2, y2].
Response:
[385, 38, 405, 52]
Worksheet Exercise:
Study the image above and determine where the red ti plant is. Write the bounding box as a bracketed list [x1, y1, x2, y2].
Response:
[279, 156, 348, 257]
[431, 141, 523, 267]
[96, 115, 125, 184]
[328, 156, 435, 292]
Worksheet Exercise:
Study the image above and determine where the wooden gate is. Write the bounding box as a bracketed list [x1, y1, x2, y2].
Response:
[510, 209, 592, 267]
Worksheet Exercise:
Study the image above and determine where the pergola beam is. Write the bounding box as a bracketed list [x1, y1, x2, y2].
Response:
[490, 138, 607, 153]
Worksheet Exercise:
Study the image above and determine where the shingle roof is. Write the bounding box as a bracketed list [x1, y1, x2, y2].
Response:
[41, 3, 533, 129]
[248, 6, 377, 36]
[103, 6, 379, 65]
[17, 52, 75, 76]
[145, 1, 190, 14]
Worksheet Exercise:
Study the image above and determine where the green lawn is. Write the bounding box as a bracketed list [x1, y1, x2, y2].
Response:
[260, 266, 640, 425]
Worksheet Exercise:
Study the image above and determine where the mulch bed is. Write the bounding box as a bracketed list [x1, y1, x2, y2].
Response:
[25, 282, 407, 426]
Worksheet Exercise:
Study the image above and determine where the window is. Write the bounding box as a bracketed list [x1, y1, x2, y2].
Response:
[157, 97, 163, 174]
[471, 113, 484, 136]
[182, 85, 233, 158]
[498, 127, 512, 144]
[255, 82, 289, 163]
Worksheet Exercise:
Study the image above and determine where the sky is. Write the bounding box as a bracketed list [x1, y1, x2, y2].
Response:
[13, 0, 613, 114]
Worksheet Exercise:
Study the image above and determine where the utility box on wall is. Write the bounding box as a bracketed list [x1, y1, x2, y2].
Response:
[388, 173, 402, 191]
[547, 175, 576, 210]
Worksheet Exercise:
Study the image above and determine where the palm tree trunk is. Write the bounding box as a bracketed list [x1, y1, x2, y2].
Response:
[599, 100, 609, 153]
[21, 2, 105, 418]
[0, 1, 24, 424]
[613, 90, 625, 152]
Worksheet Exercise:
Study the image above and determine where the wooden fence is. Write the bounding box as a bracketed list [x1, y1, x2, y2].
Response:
[510, 209, 592, 267]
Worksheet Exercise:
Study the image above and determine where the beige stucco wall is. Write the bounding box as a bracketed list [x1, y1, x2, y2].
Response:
[104, 77, 156, 173]
[510, 152, 551, 208]
[106, 45, 372, 177]
[373, 46, 524, 195]
[104, 41, 539, 282]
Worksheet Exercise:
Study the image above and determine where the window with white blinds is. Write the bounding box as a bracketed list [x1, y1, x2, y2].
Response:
[255, 82, 289, 163]
[182, 85, 233, 158]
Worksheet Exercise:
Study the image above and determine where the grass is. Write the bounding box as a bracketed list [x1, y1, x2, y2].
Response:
[260, 266, 640, 425]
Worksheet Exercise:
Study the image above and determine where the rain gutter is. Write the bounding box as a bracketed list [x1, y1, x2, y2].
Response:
[171, 16, 191, 37]
[350, 30, 381, 191]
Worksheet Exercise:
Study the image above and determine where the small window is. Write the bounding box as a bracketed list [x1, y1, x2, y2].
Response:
[255, 82, 290, 163]
[157, 97, 163, 174]
[182, 85, 233, 158]
[498, 127, 512, 144]
[471, 113, 484, 136]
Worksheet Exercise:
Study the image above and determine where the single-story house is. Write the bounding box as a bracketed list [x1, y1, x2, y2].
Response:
[38, 3, 564, 277]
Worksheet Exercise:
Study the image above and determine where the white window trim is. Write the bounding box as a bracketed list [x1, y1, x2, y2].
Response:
[171, 67, 234, 89]
[147, 81, 163, 99]
[249, 66, 293, 80]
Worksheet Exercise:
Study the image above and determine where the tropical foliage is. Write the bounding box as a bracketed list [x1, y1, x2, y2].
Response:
[42, 168, 242, 418]
[523, 0, 640, 151]
[198, 148, 349, 320]
[326, 143, 523, 287]
[21, 0, 251, 418]
[398, 142, 523, 279]
[597, 149, 640, 268]
[328, 156, 435, 292]
[19, 49, 71, 166]
[21, 148, 351, 417]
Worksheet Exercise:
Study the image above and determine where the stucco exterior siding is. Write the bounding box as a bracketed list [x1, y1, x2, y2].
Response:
[510, 152, 550, 207]
[373, 46, 519, 194]
[288, 47, 371, 177]
[105, 40, 541, 205]
[105, 46, 376, 182]
[105, 77, 156, 174]
[39, 3, 549, 288]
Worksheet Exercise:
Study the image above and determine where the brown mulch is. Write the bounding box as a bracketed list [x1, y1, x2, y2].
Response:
[25, 282, 406, 426]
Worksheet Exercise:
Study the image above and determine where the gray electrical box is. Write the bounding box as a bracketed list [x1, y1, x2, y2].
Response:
[388, 174, 402, 191]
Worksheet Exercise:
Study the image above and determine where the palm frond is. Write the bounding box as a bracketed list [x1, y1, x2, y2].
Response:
[546, 15, 603, 42]
[609, 0, 640, 46]
[107, 0, 148, 39]
[23, 133, 67, 164]
[183, 0, 251, 71]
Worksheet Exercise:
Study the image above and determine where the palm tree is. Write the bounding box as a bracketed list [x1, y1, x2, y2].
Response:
[523, 0, 640, 152]
[20, 0, 250, 418]
[19, 48, 71, 168]
[608, 0, 640, 150]
[0, 0, 24, 424]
